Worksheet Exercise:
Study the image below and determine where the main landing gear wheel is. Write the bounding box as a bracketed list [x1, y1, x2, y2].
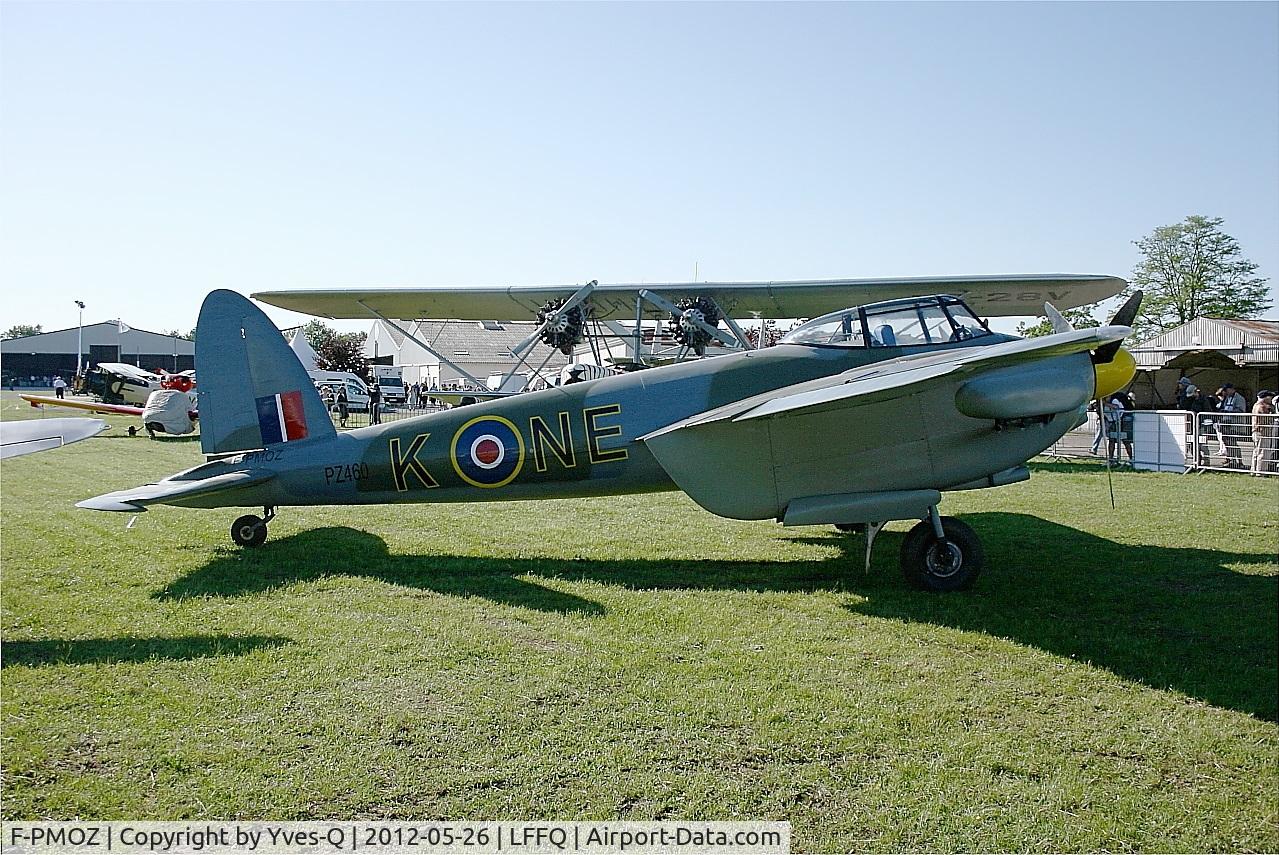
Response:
[230, 508, 275, 548]
[900, 516, 983, 592]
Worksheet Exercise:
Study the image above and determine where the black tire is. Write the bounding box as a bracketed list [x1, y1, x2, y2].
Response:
[899, 516, 983, 592]
[231, 514, 268, 548]
[834, 523, 866, 534]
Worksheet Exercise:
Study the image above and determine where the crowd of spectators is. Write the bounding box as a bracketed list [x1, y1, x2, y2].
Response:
[3, 374, 70, 389]
[1170, 377, 1276, 474]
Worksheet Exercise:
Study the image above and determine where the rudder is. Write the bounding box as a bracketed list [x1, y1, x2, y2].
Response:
[196, 289, 337, 454]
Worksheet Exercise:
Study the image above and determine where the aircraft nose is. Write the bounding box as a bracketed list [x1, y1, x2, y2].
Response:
[1094, 347, 1136, 399]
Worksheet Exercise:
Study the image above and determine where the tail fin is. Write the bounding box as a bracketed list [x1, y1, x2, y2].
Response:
[196, 289, 337, 455]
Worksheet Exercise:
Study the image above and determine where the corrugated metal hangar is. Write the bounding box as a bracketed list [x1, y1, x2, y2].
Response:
[1, 322, 195, 383]
[1129, 317, 1279, 407]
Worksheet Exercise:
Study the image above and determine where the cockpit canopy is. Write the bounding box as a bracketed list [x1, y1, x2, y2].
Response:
[779, 295, 992, 348]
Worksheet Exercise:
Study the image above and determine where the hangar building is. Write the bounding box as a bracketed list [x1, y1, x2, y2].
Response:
[1128, 317, 1279, 407]
[1, 322, 195, 384]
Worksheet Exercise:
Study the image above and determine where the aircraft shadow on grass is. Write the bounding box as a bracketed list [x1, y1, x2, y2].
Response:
[1, 634, 291, 668]
[155, 516, 1277, 720]
[97, 433, 201, 443]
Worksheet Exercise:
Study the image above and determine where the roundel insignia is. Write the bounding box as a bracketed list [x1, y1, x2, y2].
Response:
[450, 416, 525, 488]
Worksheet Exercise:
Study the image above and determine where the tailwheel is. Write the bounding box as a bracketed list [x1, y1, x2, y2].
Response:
[900, 516, 983, 592]
[230, 508, 274, 548]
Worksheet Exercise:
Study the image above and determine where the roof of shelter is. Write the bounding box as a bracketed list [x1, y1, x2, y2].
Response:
[407, 320, 570, 365]
[1132, 317, 1279, 369]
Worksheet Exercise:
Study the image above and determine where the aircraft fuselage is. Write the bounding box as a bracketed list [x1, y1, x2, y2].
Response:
[169, 335, 1016, 512]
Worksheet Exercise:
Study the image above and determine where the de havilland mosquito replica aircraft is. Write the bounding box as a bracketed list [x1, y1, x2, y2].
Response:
[79, 275, 1138, 591]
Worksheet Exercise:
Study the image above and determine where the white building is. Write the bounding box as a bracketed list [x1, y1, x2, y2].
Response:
[364, 319, 570, 389]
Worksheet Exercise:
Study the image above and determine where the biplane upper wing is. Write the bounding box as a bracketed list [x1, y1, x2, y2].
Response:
[639, 326, 1128, 521]
[96, 362, 161, 384]
[252, 274, 1125, 321]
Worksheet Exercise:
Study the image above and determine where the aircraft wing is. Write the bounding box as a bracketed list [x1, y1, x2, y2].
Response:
[21, 394, 144, 417]
[424, 390, 523, 406]
[643, 326, 1128, 437]
[640, 327, 1127, 521]
[1, 418, 108, 459]
[77, 470, 275, 512]
[97, 363, 161, 384]
[252, 274, 1125, 321]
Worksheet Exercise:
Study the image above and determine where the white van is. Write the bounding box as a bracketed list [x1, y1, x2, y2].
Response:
[307, 370, 370, 412]
[371, 365, 406, 405]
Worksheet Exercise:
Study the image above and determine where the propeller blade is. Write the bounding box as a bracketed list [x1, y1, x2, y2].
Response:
[1044, 302, 1073, 334]
[1109, 289, 1144, 328]
[1093, 290, 1143, 364]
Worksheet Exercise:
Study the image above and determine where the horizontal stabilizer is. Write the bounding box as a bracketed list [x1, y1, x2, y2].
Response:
[77, 470, 275, 513]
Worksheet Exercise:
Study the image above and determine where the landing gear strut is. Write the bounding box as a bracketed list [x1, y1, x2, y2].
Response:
[899, 508, 983, 591]
[230, 507, 275, 548]
[832, 506, 985, 591]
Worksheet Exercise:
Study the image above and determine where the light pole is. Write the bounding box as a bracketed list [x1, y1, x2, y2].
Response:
[74, 300, 85, 379]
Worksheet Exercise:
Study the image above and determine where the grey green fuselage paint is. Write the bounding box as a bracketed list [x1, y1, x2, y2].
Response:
[164, 335, 1017, 513]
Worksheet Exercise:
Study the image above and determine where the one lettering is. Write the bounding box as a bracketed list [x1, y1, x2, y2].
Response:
[529, 411, 577, 472]
[584, 404, 628, 464]
[389, 433, 439, 491]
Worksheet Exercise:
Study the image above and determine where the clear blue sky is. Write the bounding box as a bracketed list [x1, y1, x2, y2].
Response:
[2, 1, 1276, 337]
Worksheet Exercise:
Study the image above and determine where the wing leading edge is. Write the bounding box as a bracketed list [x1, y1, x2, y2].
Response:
[252, 274, 1125, 321]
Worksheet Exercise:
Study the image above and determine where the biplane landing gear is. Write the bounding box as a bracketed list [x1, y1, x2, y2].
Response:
[900, 509, 983, 592]
[230, 507, 275, 548]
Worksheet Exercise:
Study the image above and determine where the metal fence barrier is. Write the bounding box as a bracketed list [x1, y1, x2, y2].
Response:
[1046, 410, 1277, 476]
[324, 400, 450, 429]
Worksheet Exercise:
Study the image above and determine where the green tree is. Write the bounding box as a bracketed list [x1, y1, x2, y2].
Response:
[745, 320, 782, 348]
[301, 319, 337, 352]
[1125, 215, 1269, 340]
[1016, 306, 1101, 338]
[2, 324, 42, 340]
[303, 320, 368, 378]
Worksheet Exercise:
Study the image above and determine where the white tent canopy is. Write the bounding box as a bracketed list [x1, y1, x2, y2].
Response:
[290, 330, 319, 370]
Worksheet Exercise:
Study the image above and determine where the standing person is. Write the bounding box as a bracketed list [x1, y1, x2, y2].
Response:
[1184, 384, 1213, 466]
[1175, 376, 1194, 409]
[1103, 396, 1124, 464]
[368, 383, 381, 425]
[1088, 399, 1104, 455]
[1218, 383, 1247, 469]
[1251, 391, 1276, 475]
[336, 387, 349, 428]
[1103, 395, 1134, 465]
[52, 375, 67, 399]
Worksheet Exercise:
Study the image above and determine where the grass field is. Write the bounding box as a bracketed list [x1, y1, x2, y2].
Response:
[2, 393, 1276, 851]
